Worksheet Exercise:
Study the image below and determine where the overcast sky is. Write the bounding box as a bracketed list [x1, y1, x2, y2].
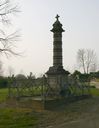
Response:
[2, 0, 99, 76]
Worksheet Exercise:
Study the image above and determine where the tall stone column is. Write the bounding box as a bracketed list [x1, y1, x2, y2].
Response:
[51, 15, 64, 68]
[46, 15, 68, 96]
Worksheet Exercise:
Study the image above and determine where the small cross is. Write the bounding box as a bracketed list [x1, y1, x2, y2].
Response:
[56, 14, 60, 21]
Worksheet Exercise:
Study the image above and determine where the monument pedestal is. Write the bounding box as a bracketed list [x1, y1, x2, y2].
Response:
[46, 66, 68, 96]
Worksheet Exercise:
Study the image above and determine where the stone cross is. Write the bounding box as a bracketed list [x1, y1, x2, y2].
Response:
[56, 14, 60, 21]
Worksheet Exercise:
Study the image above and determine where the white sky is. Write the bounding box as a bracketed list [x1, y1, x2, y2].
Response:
[2, 0, 99, 76]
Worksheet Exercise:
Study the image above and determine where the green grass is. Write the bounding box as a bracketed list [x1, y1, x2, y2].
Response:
[9, 85, 46, 97]
[90, 88, 99, 96]
[0, 86, 99, 104]
[0, 88, 39, 128]
[0, 87, 99, 128]
[0, 108, 38, 128]
[0, 88, 41, 128]
[0, 88, 8, 103]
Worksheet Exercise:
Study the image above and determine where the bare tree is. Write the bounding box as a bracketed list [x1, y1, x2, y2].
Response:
[77, 49, 97, 74]
[0, 0, 20, 57]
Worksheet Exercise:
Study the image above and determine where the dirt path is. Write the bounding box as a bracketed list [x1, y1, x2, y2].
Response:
[47, 115, 99, 128]
[38, 97, 99, 128]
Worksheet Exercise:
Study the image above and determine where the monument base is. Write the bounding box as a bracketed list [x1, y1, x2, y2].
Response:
[46, 66, 69, 96]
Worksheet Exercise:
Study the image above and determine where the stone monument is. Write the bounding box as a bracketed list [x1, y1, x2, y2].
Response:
[46, 15, 68, 96]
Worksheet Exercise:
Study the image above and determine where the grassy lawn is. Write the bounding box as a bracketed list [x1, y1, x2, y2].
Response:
[90, 88, 99, 96]
[0, 87, 99, 102]
[0, 88, 8, 103]
[0, 108, 38, 128]
[0, 87, 99, 128]
[0, 88, 39, 128]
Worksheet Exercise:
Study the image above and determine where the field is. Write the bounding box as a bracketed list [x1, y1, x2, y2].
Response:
[0, 88, 99, 128]
[0, 88, 8, 103]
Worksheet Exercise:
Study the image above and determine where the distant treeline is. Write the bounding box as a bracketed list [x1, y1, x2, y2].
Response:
[72, 70, 99, 81]
[0, 77, 8, 88]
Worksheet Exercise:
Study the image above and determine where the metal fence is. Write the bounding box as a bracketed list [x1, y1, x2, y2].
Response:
[8, 75, 91, 100]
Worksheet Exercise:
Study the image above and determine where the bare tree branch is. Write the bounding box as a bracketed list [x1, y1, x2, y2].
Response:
[77, 49, 86, 73]
[0, 0, 21, 57]
[77, 49, 97, 74]
[0, 0, 20, 24]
